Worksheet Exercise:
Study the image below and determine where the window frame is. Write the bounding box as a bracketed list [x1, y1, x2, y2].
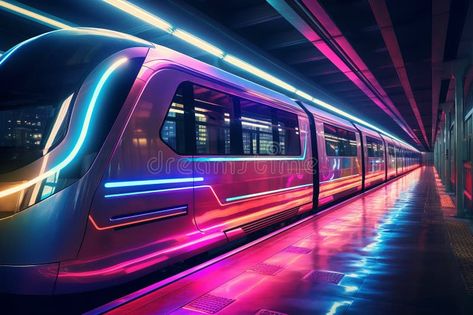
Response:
[159, 80, 302, 157]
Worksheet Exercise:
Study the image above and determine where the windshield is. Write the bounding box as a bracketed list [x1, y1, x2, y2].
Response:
[0, 29, 149, 173]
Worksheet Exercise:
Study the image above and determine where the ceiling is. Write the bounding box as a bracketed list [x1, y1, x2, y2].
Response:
[1, 0, 472, 150]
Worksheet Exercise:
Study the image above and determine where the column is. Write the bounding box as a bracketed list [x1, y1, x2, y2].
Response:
[454, 69, 465, 217]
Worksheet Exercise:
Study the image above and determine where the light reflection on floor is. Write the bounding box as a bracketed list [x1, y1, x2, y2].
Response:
[109, 167, 467, 315]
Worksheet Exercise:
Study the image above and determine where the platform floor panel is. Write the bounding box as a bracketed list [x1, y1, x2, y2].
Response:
[106, 167, 472, 315]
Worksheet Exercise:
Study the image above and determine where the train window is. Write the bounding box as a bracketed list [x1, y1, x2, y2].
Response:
[388, 144, 395, 156]
[193, 85, 233, 155]
[161, 82, 300, 156]
[366, 136, 384, 158]
[240, 99, 274, 155]
[275, 108, 301, 155]
[323, 124, 357, 157]
[161, 84, 188, 154]
[239, 99, 300, 155]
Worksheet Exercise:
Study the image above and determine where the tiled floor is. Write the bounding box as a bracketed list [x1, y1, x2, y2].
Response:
[107, 167, 473, 315]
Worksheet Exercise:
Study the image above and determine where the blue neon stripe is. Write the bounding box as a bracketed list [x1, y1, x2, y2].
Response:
[104, 177, 203, 188]
[104, 186, 195, 198]
[0, 33, 47, 66]
[225, 183, 313, 202]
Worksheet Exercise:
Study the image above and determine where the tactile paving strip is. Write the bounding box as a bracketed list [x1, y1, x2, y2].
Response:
[247, 262, 283, 276]
[255, 309, 288, 315]
[183, 294, 235, 314]
[304, 270, 345, 284]
[445, 219, 473, 295]
[283, 245, 312, 254]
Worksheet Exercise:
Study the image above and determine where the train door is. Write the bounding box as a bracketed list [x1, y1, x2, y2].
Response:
[355, 126, 385, 188]
[316, 118, 362, 205]
[395, 145, 401, 175]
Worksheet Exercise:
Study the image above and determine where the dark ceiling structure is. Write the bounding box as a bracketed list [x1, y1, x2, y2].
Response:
[0, 0, 472, 151]
[179, 0, 472, 151]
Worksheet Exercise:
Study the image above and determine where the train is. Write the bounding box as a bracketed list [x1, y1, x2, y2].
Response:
[0, 28, 420, 294]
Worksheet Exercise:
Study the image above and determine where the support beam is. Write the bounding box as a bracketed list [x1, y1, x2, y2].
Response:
[267, 0, 422, 147]
[369, 0, 430, 149]
[454, 64, 467, 216]
[431, 0, 450, 144]
[442, 103, 453, 191]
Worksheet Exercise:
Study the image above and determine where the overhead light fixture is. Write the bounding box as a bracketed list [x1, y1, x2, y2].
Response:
[223, 54, 297, 93]
[173, 29, 224, 58]
[103, 0, 172, 33]
[0, 0, 72, 29]
[295, 90, 313, 101]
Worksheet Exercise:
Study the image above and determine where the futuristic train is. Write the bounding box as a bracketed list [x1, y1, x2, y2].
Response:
[0, 29, 420, 294]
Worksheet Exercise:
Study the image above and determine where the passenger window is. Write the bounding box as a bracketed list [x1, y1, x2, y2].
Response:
[366, 136, 384, 158]
[323, 124, 357, 157]
[240, 99, 274, 155]
[239, 98, 300, 155]
[276, 109, 301, 155]
[161, 82, 301, 156]
[161, 84, 188, 154]
[193, 85, 233, 155]
[388, 144, 395, 156]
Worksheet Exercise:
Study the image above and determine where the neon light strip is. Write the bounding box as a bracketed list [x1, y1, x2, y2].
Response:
[104, 183, 313, 206]
[103, 0, 418, 152]
[0, 33, 49, 66]
[189, 133, 308, 162]
[223, 54, 297, 93]
[0, 0, 72, 29]
[0, 57, 128, 199]
[103, 0, 171, 32]
[104, 177, 203, 188]
[105, 185, 195, 199]
[173, 29, 224, 58]
[225, 183, 313, 202]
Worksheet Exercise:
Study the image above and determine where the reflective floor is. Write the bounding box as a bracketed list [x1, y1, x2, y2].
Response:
[106, 167, 472, 315]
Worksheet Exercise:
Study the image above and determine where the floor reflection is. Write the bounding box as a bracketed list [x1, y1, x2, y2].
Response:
[111, 167, 468, 315]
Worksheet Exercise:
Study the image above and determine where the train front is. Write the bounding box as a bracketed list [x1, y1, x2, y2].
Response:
[0, 29, 150, 294]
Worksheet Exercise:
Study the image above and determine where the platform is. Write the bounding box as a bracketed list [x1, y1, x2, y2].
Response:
[90, 167, 473, 315]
